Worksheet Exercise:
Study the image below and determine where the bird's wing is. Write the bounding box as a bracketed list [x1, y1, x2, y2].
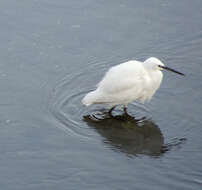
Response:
[97, 60, 148, 95]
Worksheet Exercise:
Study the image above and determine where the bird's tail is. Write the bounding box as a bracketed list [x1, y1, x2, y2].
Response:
[82, 90, 99, 106]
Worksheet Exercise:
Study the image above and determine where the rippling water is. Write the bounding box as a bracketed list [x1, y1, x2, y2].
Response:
[0, 0, 202, 189]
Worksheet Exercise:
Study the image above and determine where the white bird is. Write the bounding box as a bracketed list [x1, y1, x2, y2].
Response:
[82, 57, 184, 114]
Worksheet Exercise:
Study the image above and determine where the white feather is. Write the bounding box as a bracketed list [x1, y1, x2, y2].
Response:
[82, 57, 164, 107]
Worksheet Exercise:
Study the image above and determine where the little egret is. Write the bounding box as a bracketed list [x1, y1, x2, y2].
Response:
[82, 57, 184, 114]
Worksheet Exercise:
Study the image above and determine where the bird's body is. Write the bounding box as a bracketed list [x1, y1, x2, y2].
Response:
[82, 57, 184, 112]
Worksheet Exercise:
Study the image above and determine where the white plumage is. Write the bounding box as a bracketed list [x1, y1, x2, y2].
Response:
[82, 57, 184, 113]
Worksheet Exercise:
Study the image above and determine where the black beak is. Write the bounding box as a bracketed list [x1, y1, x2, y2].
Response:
[159, 65, 185, 76]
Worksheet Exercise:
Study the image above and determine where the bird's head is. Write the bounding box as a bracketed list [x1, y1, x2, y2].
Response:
[144, 57, 184, 76]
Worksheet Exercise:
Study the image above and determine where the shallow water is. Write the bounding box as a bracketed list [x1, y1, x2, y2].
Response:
[0, 0, 202, 189]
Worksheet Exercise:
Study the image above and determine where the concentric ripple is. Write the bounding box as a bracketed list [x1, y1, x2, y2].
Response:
[49, 73, 96, 140]
[49, 59, 151, 141]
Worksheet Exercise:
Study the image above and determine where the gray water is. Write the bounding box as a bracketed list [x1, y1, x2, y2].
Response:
[0, 0, 202, 189]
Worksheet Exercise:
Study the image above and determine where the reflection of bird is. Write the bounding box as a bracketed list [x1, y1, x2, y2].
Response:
[83, 113, 164, 157]
[82, 57, 184, 114]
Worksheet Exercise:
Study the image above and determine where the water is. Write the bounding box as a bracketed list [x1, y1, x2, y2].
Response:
[0, 0, 202, 189]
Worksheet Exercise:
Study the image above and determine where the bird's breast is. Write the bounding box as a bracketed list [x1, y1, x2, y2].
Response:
[139, 71, 163, 103]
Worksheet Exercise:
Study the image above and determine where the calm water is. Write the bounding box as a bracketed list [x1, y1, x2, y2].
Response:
[0, 0, 202, 189]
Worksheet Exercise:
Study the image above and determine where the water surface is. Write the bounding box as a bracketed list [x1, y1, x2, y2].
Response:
[0, 0, 202, 189]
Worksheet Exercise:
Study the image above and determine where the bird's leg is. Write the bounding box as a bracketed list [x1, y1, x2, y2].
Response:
[108, 106, 116, 117]
[123, 106, 127, 114]
[123, 105, 133, 119]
